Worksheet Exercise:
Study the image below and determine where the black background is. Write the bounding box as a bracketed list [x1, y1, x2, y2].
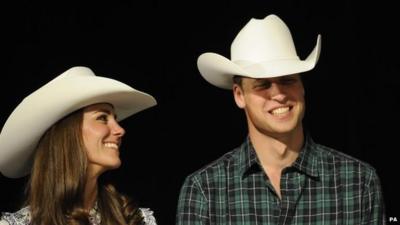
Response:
[0, 0, 398, 224]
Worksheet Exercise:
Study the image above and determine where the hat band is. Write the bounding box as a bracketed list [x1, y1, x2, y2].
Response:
[232, 57, 305, 77]
[233, 56, 300, 67]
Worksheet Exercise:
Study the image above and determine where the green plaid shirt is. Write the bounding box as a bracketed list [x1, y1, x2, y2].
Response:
[176, 135, 385, 225]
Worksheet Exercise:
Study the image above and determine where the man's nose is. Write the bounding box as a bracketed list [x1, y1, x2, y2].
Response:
[269, 83, 287, 102]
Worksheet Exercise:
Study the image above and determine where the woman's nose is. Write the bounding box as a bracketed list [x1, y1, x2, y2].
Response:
[111, 122, 125, 137]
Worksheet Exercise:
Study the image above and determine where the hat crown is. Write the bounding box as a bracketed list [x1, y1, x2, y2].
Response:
[231, 14, 298, 63]
[196, 13, 321, 90]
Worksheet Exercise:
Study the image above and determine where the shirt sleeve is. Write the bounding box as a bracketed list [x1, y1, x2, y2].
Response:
[0, 220, 10, 225]
[176, 176, 209, 225]
[0, 207, 31, 225]
[362, 169, 386, 225]
[140, 208, 157, 225]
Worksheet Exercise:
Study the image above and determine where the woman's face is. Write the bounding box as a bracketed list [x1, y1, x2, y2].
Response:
[82, 103, 125, 176]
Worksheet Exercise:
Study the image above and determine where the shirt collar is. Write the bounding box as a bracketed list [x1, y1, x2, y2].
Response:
[291, 135, 319, 177]
[88, 201, 101, 225]
[241, 134, 319, 178]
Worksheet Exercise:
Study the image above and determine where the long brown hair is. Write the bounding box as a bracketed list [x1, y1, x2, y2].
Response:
[26, 108, 143, 225]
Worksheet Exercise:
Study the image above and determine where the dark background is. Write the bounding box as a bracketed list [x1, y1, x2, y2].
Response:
[0, 0, 398, 224]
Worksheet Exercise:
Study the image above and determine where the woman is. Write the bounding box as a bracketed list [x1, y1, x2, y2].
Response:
[0, 66, 157, 225]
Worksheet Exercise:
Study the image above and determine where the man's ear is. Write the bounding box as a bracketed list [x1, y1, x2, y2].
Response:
[233, 84, 246, 109]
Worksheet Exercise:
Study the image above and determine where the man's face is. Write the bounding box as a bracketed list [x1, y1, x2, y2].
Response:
[233, 74, 305, 138]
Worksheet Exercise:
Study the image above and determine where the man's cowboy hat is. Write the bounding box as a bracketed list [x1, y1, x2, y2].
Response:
[0, 66, 157, 178]
[197, 14, 321, 89]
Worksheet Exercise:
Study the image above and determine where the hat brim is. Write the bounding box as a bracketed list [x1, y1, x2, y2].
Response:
[197, 35, 321, 89]
[0, 67, 157, 178]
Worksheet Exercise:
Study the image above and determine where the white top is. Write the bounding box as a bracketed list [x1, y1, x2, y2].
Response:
[0, 206, 157, 225]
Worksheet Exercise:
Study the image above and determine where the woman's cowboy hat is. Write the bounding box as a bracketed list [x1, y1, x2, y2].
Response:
[0, 66, 157, 178]
[197, 14, 321, 89]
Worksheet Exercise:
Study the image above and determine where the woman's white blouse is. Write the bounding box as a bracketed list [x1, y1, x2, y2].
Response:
[0, 206, 157, 225]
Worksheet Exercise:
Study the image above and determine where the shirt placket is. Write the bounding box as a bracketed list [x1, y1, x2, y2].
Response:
[277, 170, 305, 225]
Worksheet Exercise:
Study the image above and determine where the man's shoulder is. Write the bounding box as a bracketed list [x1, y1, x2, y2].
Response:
[312, 141, 377, 175]
[185, 144, 243, 181]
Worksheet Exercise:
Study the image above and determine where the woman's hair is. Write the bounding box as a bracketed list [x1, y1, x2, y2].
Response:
[26, 108, 143, 225]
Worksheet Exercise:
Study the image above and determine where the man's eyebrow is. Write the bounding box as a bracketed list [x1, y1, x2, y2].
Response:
[254, 79, 271, 84]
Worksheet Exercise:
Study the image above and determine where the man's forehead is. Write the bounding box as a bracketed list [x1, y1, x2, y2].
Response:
[243, 74, 300, 82]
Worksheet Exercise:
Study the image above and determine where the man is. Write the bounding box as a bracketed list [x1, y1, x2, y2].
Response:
[176, 14, 385, 225]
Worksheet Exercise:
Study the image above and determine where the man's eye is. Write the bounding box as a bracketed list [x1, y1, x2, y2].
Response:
[279, 78, 297, 85]
[254, 81, 272, 89]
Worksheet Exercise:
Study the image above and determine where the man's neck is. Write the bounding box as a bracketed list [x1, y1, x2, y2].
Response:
[249, 127, 304, 171]
[247, 122, 304, 199]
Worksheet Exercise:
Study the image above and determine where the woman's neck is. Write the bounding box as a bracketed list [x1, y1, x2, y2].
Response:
[84, 176, 99, 210]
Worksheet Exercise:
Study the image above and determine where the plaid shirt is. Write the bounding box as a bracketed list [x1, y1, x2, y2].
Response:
[176, 135, 385, 225]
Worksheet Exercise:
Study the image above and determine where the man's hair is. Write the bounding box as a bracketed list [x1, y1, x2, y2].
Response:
[232, 75, 243, 87]
[26, 108, 143, 225]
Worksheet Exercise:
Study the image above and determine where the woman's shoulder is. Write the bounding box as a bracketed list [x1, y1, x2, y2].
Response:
[139, 208, 157, 225]
[0, 207, 31, 225]
[1, 206, 156, 225]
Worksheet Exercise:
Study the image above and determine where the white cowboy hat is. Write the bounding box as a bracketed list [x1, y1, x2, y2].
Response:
[197, 14, 321, 89]
[0, 66, 157, 178]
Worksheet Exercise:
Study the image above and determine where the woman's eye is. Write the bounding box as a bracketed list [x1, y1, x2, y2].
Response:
[97, 114, 108, 122]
